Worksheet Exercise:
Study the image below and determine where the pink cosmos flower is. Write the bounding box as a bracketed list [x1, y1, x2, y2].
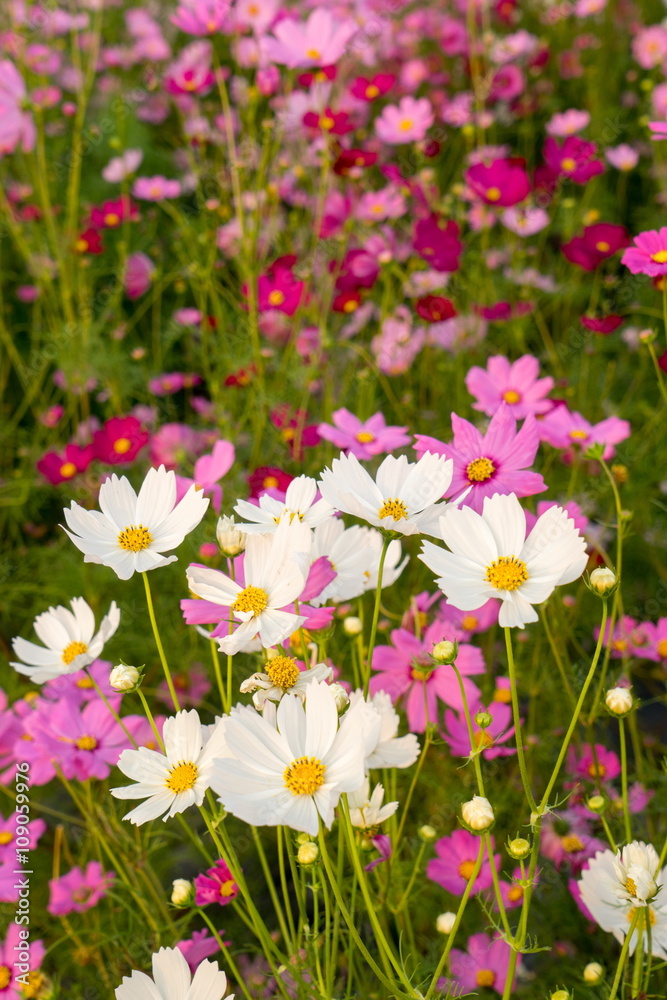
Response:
[562, 223, 631, 271]
[500, 205, 549, 236]
[605, 144, 639, 170]
[621, 227, 667, 276]
[43, 659, 120, 709]
[639, 619, 667, 662]
[426, 829, 499, 897]
[442, 697, 515, 759]
[649, 121, 667, 141]
[0, 924, 44, 999]
[164, 41, 215, 95]
[177, 929, 225, 973]
[23, 697, 131, 782]
[150, 423, 206, 469]
[101, 149, 143, 182]
[317, 409, 410, 460]
[263, 8, 357, 68]
[413, 215, 462, 272]
[149, 372, 202, 396]
[255, 257, 305, 315]
[538, 404, 630, 460]
[48, 861, 115, 915]
[157, 662, 212, 708]
[465, 355, 554, 419]
[632, 25, 667, 69]
[175, 439, 235, 511]
[594, 615, 652, 659]
[0, 811, 46, 864]
[488, 64, 524, 102]
[89, 196, 139, 229]
[124, 252, 155, 299]
[545, 109, 590, 136]
[194, 858, 239, 906]
[36, 442, 94, 485]
[0, 60, 35, 156]
[133, 176, 181, 201]
[541, 810, 605, 871]
[375, 97, 434, 144]
[447, 933, 518, 996]
[567, 743, 620, 784]
[355, 186, 406, 222]
[438, 599, 500, 638]
[350, 74, 395, 101]
[172, 0, 231, 35]
[499, 867, 536, 910]
[415, 404, 547, 514]
[465, 158, 530, 207]
[524, 500, 589, 536]
[544, 136, 604, 184]
[93, 415, 149, 464]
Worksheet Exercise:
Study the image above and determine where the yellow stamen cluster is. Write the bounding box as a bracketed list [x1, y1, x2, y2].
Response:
[76, 736, 98, 751]
[466, 457, 495, 482]
[265, 655, 301, 690]
[59, 462, 77, 478]
[117, 525, 153, 552]
[378, 498, 408, 521]
[233, 586, 269, 617]
[458, 860, 477, 881]
[165, 761, 199, 793]
[62, 641, 88, 665]
[0, 968, 11, 990]
[561, 834, 584, 853]
[503, 389, 521, 404]
[627, 905, 657, 925]
[484, 556, 529, 592]
[651, 250, 667, 264]
[473, 730, 494, 750]
[356, 431, 375, 443]
[0, 832, 13, 845]
[625, 876, 637, 896]
[283, 756, 326, 796]
[476, 970, 496, 988]
[113, 437, 132, 454]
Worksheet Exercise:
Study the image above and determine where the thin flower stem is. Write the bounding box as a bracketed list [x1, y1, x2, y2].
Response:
[646, 338, 667, 405]
[393, 728, 431, 853]
[618, 717, 633, 844]
[540, 606, 577, 710]
[424, 838, 486, 1000]
[209, 638, 227, 712]
[137, 687, 166, 752]
[608, 908, 641, 1000]
[197, 908, 255, 1000]
[451, 662, 485, 794]
[364, 535, 392, 695]
[504, 627, 537, 812]
[251, 826, 292, 948]
[392, 841, 428, 913]
[84, 668, 137, 747]
[276, 825, 298, 948]
[485, 832, 513, 941]
[142, 571, 181, 711]
[632, 908, 645, 995]
[600, 814, 618, 852]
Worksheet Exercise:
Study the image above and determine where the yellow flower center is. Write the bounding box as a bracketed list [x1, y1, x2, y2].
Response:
[113, 437, 132, 454]
[485, 556, 528, 591]
[0, 831, 13, 845]
[560, 157, 577, 172]
[233, 585, 269, 617]
[625, 876, 638, 896]
[651, 250, 667, 264]
[343, 299, 358, 313]
[264, 476, 279, 488]
[458, 860, 477, 881]
[319, 115, 335, 130]
[117, 524, 153, 552]
[587, 761, 606, 779]
[562, 834, 584, 853]
[76, 676, 95, 689]
[165, 761, 199, 793]
[265, 655, 301, 690]
[378, 498, 408, 521]
[474, 730, 494, 749]
[494, 687, 511, 703]
[59, 461, 78, 478]
[507, 885, 524, 902]
[595, 240, 611, 252]
[62, 641, 88, 665]
[219, 879, 236, 897]
[306, 48, 321, 60]
[365, 84, 380, 98]
[283, 756, 326, 796]
[476, 969, 496, 988]
[410, 667, 430, 681]
[356, 431, 375, 443]
[76, 735, 97, 751]
[657, 639, 667, 658]
[612, 639, 627, 652]
[74, 238, 89, 252]
[485, 186, 501, 201]
[20, 970, 47, 999]
[466, 457, 496, 482]
[268, 289, 285, 305]
[461, 615, 478, 631]
[0, 967, 11, 990]
[569, 429, 588, 440]
[399, 118, 414, 131]
[104, 212, 120, 226]
[628, 905, 657, 925]
[503, 389, 521, 404]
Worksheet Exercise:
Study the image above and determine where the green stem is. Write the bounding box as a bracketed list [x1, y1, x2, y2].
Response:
[504, 627, 537, 812]
[137, 687, 166, 752]
[364, 536, 391, 695]
[618, 717, 633, 844]
[608, 908, 641, 1000]
[142, 571, 181, 711]
[197, 908, 255, 1000]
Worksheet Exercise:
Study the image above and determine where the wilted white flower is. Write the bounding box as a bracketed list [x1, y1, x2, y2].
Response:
[348, 778, 398, 829]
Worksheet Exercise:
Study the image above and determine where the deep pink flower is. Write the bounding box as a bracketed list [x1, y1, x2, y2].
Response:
[370, 622, 484, 733]
[48, 861, 115, 915]
[302, 107, 353, 136]
[177, 929, 226, 973]
[413, 215, 462, 272]
[0, 810, 46, 865]
[375, 97, 434, 144]
[465, 354, 554, 419]
[89, 196, 139, 229]
[172, 0, 231, 35]
[622, 227, 667, 276]
[0, 923, 44, 999]
[426, 829, 499, 896]
[465, 158, 530, 207]
[499, 866, 536, 910]
[581, 314, 623, 334]
[544, 136, 604, 184]
[567, 743, 621, 784]
[350, 73, 395, 101]
[415, 296, 457, 323]
[263, 9, 357, 68]
[538, 404, 630, 460]
[24, 697, 132, 782]
[92, 415, 149, 464]
[488, 64, 525, 102]
[442, 697, 515, 759]
[36, 442, 94, 485]
[317, 409, 410, 460]
[415, 404, 547, 514]
[447, 932, 518, 996]
[562, 223, 631, 271]
[247, 466, 293, 498]
[194, 858, 239, 906]
[164, 41, 215, 95]
[124, 252, 154, 299]
[255, 257, 305, 315]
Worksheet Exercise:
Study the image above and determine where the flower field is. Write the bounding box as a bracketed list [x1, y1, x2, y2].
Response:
[3, 0, 667, 998]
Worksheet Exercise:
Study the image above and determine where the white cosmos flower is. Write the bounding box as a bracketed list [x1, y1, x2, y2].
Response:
[10, 597, 120, 684]
[186, 521, 310, 655]
[419, 492, 588, 628]
[307, 519, 372, 606]
[318, 451, 455, 537]
[210, 679, 366, 836]
[348, 778, 398, 829]
[361, 527, 408, 591]
[63, 466, 209, 580]
[349, 689, 420, 770]
[239, 655, 333, 709]
[234, 474, 333, 533]
[611, 841, 661, 905]
[579, 847, 667, 957]
[111, 709, 226, 824]
[115, 946, 232, 1000]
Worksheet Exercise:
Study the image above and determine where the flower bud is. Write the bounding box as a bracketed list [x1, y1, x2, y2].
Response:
[328, 683, 349, 712]
[474, 711, 492, 729]
[432, 640, 458, 664]
[507, 837, 531, 860]
[295, 832, 311, 845]
[109, 663, 141, 692]
[297, 842, 319, 865]
[589, 567, 617, 596]
[550, 992, 570, 1000]
[436, 912, 456, 934]
[605, 686, 634, 717]
[171, 878, 194, 907]
[418, 824, 437, 842]
[461, 795, 494, 832]
[343, 616, 363, 636]
[586, 794, 606, 814]
[216, 515, 246, 556]
[639, 328, 657, 344]
[583, 962, 603, 984]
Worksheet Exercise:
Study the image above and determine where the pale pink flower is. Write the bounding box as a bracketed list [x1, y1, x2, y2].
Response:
[545, 109, 590, 136]
[465, 354, 554, 419]
[263, 8, 357, 68]
[102, 149, 143, 182]
[124, 252, 154, 299]
[171, 0, 231, 35]
[375, 96, 434, 144]
[605, 144, 639, 170]
[133, 176, 181, 201]
[0, 60, 35, 155]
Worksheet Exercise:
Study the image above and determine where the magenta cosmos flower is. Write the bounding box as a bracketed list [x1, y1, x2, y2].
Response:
[37, 442, 94, 485]
[370, 621, 484, 733]
[447, 932, 518, 996]
[544, 136, 604, 184]
[465, 354, 554, 419]
[0, 923, 44, 1000]
[413, 214, 462, 272]
[317, 409, 410, 460]
[465, 157, 530, 207]
[538, 404, 630, 461]
[415, 404, 547, 514]
[562, 223, 631, 271]
[622, 227, 667, 276]
[194, 858, 239, 906]
[375, 96, 434, 144]
[426, 829, 499, 897]
[442, 696, 515, 760]
[48, 860, 115, 915]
